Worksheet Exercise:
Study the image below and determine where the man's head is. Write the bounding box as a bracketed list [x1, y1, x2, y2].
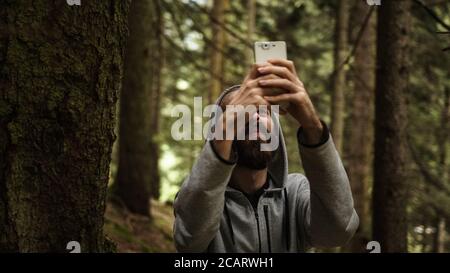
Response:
[220, 92, 277, 170]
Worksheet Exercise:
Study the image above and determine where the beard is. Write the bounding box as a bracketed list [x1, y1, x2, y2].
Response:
[234, 137, 276, 170]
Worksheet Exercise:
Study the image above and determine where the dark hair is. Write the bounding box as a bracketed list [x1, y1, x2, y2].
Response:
[219, 92, 236, 112]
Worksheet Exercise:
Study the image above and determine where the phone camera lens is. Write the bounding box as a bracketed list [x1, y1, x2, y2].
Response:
[262, 43, 270, 50]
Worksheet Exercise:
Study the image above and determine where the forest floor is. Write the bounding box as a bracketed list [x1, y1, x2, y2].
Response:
[104, 200, 176, 253]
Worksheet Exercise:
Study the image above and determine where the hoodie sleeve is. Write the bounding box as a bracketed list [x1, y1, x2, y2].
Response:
[296, 123, 359, 248]
[173, 141, 236, 252]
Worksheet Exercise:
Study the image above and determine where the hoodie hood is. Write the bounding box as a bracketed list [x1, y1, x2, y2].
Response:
[210, 85, 289, 189]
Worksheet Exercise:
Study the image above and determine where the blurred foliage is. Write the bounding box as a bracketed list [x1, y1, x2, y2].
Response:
[406, 1, 450, 252]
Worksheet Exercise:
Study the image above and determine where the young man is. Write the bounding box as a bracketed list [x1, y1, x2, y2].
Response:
[173, 59, 359, 252]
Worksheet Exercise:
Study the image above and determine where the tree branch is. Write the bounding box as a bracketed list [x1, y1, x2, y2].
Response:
[332, 6, 375, 75]
[407, 136, 450, 196]
[188, 0, 253, 49]
[414, 0, 450, 31]
[169, 0, 244, 64]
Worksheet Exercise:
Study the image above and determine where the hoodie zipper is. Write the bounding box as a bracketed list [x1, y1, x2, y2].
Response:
[255, 211, 262, 253]
[241, 193, 265, 253]
[263, 205, 272, 253]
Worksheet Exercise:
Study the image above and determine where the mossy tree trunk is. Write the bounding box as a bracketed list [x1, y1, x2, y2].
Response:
[373, 0, 411, 253]
[114, 0, 157, 216]
[0, 1, 130, 252]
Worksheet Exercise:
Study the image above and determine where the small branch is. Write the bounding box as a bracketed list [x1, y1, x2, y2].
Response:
[332, 6, 375, 75]
[170, 0, 244, 64]
[407, 136, 450, 196]
[436, 30, 450, 52]
[188, 0, 253, 49]
[414, 0, 450, 31]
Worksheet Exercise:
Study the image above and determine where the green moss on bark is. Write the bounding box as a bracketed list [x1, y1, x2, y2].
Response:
[0, 1, 131, 252]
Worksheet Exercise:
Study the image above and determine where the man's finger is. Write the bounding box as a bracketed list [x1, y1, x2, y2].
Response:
[257, 65, 297, 82]
[258, 78, 298, 93]
[259, 73, 282, 81]
[267, 59, 296, 73]
[246, 74, 282, 89]
[264, 93, 293, 104]
[252, 87, 286, 97]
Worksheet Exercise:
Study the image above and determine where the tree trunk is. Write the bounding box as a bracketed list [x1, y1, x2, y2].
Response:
[245, 0, 256, 67]
[346, 0, 376, 253]
[115, 0, 156, 216]
[149, 0, 164, 200]
[0, 1, 130, 252]
[330, 0, 349, 153]
[433, 218, 446, 253]
[373, 0, 412, 253]
[433, 88, 449, 253]
[209, 0, 229, 104]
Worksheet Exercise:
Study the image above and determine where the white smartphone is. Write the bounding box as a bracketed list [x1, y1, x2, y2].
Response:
[254, 41, 287, 64]
[254, 41, 290, 112]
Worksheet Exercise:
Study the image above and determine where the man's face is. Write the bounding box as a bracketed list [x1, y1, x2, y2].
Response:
[221, 93, 277, 170]
[234, 108, 276, 170]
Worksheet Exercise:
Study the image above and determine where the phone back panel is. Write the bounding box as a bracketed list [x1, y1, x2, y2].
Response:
[254, 41, 287, 64]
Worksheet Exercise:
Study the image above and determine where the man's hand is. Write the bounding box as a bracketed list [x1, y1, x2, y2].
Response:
[228, 64, 283, 109]
[257, 59, 324, 145]
[213, 64, 281, 160]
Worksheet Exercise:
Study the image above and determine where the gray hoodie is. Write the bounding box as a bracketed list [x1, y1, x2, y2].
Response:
[173, 86, 359, 253]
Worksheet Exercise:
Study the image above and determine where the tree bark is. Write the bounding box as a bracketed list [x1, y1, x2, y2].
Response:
[373, 0, 412, 253]
[433, 88, 449, 253]
[149, 0, 164, 200]
[433, 217, 446, 253]
[346, 0, 376, 253]
[115, 0, 157, 216]
[245, 0, 256, 67]
[209, 0, 229, 104]
[0, 1, 130, 252]
[331, 0, 350, 153]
